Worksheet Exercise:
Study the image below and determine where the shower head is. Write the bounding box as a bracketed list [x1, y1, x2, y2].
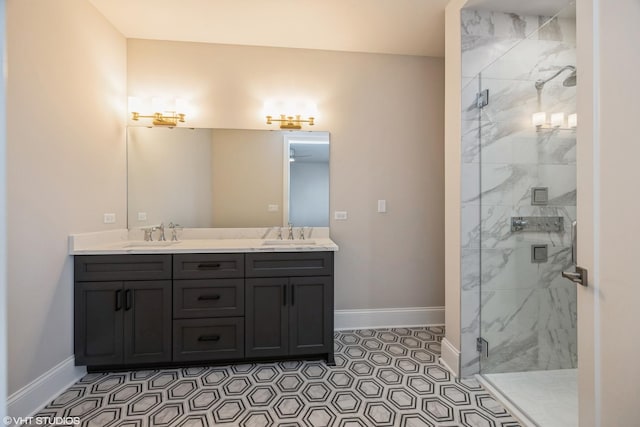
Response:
[563, 70, 577, 87]
[535, 65, 577, 90]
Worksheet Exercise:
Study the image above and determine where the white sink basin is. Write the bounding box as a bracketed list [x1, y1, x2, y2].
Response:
[263, 239, 316, 246]
[123, 241, 179, 248]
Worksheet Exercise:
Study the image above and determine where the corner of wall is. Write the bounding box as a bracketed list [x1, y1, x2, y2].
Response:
[443, 0, 465, 355]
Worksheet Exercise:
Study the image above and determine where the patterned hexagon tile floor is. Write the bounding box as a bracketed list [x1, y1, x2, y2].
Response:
[37, 327, 522, 426]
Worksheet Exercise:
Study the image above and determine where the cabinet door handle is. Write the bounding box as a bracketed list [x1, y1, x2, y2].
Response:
[198, 335, 220, 342]
[197, 263, 221, 270]
[198, 294, 221, 301]
[115, 289, 122, 311]
[291, 285, 295, 306]
[283, 285, 287, 306]
[125, 289, 132, 310]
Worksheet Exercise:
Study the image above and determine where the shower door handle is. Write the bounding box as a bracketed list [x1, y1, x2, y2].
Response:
[562, 266, 588, 287]
[571, 220, 577, 264]
[562, 219, 587, 286]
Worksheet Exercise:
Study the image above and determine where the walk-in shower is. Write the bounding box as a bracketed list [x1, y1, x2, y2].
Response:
[461, 2, 577, 426]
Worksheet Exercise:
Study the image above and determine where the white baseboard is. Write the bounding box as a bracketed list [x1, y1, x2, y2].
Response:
[334, 306, 444, 330]
[439, 337, 461, 377]
[8, 356, 86, 420]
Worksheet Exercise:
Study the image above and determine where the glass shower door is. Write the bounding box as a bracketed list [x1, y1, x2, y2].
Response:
[477, 10, 577, 375]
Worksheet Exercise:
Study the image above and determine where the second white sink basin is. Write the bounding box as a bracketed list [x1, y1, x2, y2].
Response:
[263, 239, 316, 246]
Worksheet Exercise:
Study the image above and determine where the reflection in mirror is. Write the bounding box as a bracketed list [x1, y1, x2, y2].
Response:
[127, 127, 330, 229]
[285, 134, 330, 227]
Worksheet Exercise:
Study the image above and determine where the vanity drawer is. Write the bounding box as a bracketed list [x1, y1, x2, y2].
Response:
[75, 255, 172, 281]
[246, 252, 333, 278]
[173, 254, 244, 279]
[173, 318, 244, 362]
[173, 279, 244, 319]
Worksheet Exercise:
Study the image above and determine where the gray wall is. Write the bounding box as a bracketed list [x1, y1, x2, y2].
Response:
[128, 39, 446, 311]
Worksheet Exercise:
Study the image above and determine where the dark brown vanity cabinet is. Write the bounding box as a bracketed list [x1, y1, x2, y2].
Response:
[74, 251, 334, 369]
[245, 253, 334, 363]
[74, 255, 172, 367]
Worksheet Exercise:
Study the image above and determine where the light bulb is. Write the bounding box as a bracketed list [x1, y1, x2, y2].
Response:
[532, 112, 547, 127]
[128, 97, 141, 114]
[551, 112, 565, 127]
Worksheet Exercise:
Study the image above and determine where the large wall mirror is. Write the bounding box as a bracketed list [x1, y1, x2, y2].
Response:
[127, 127, 330, 229]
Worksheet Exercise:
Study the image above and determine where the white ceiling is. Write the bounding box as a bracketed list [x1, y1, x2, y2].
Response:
[89, 0, 449, 57]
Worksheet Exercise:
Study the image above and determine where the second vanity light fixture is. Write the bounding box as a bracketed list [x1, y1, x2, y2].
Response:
[129, 97, 188, 127]
[264, 101, 317, 130]
[266, 114, 315, 130]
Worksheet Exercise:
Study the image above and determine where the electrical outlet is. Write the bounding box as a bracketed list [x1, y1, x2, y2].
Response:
[137, 212, 147, 221]
[268, 204, 279, 212]
[334, 211, 348, 220]
[103, 213, 116, 224]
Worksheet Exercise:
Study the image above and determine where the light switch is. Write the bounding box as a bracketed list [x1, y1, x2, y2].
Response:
[334, 211, 348, 220]
[103, 213, 116, 224]
[377, 200, 387, 213]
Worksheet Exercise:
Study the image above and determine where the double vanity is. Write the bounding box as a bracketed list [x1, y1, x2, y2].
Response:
[70, 228, 338, 371]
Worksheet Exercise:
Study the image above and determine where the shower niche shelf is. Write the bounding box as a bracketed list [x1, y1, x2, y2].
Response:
[511, 216, 564, 233]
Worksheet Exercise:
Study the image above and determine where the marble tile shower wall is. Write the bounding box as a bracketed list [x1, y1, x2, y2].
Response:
[460, 9, 577, 377]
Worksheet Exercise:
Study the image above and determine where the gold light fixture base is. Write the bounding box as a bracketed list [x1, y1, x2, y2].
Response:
[266, 114, 314, 130]
[132, 112, 186, 127]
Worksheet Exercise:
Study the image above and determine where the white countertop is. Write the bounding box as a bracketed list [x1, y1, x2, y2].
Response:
[69, 228, 338, 255]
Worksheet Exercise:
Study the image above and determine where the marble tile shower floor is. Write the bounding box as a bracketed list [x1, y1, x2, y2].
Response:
[483, 369, 577, 427]
[37, 327, 522, 426]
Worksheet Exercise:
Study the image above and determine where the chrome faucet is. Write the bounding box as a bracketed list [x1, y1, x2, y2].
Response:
[143, 228, 154, 242]
[299, 227, 305, 240]
[288, 223, 294, 240]
[168, 222, 181, 241]
[158, 222, 166, 241]
[277, 227, 283, 240]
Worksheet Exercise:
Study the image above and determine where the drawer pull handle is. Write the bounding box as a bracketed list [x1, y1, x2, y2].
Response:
[197, 263, 221, 270]
[198, 294, 221, 301]
[198, 335, 220, 342]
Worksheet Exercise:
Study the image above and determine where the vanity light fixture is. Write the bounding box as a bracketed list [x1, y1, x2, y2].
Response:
[263, 100, 317, 130]
[129, 97, 187, 127]
[532, 111, 577, 130]
[266, 114, 315, 130]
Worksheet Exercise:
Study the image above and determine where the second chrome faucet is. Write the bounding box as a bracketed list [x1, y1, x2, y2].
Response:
[142, 221, 181, 241]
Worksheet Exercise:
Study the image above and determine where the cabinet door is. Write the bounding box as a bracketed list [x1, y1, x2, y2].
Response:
[123, 280, 172, 365]
[74, 282, 124, 366]
[245, 278, 288, 358]
[289, 277, 334, 356]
